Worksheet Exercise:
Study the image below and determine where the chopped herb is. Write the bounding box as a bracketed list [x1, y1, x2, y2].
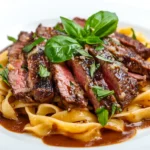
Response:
[111, 103, 117, 116]
[54, 23, 66, 33]
[32, 33, 37, 39]
[76, 49, 92, 58]
[90, 62, 96, 78]
[96, 107, 109, 126]
[96, 64, 100, 69]
[95, 45, 104, 51]
[145, 43, 148, 47]
[38, 64, 50, 78]
[23, 37, 45, 53]
[96, 55, 113, 63]
[131, 28, 137, 40]
[7, 36, 17, 43]
[92, 86, 114, 101]
[0, 64, 9, 85]
[70, 81, 74, 86]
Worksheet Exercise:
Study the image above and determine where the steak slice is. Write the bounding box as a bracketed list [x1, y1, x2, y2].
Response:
[104, 37, 150, 78]
[27, 47, 54, 103]
[114, 32, 150, 59]
[68, 56, 118, 111]
[86, 45, 138, 108]
[8, 32, 33, 97]
[52, 63, 87, 110]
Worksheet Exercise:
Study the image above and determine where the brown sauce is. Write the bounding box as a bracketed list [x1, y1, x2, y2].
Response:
[0, 114, 150, 147]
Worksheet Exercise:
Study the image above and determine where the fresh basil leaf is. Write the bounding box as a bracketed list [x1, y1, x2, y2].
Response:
[70, 81, 74, 86]
[60, 16, 86, 38]
[76, 49, 92, 58]
[54, 23, 66, 33]
[83, 36, 103, 44]
[92, 86, 114, 101]
[23, 37, 45, 53]
[38, 64, 50, 78]
[85, 11, 118, 38]
[96, 55, 113, 63]
[95, 45, 104, 51]
[96, 107, 109, 126]
[45, 35, 82, 63]
[90, 62, 96, 77]
[131, 28, 137, 40]
[0, 67, 9, 85]
[111, 103, 117, 116]
[96, 63, 100, 69]
[7, 36, 17, 43]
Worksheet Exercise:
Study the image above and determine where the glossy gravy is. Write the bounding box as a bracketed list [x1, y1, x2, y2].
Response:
[0, 114, 150, 147]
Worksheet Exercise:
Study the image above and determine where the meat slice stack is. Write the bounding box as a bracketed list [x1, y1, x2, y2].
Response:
[68, 56, 118, 111]
[87, 46, 138, 108]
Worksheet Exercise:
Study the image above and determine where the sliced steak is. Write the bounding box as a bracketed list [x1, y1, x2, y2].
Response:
[86, 45, 138, 108]
[68, 56, 118, 111]
[114, 32, 150, 59]
[8, 32, 33, 98]
[27, 47, 54, 103]
[104, 37, 150, 78]
[52, 63, 87, 110]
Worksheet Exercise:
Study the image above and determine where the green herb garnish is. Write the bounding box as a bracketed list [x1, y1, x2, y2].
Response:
[7, 36, 17, 43]
[45, 11, 118, 63]
[96, 55, 113, 63]
[38, 64, 50, 78]
[90, 62, 96, 78]
[95, 45, 104, 51]
[76, 49, 92, 58]
[92, 86, 114, 101]
[23, 37, 45, 53]
[131, 28, 137, 40]
[96, 107, 109, 126]
[0, 64, 9, 85]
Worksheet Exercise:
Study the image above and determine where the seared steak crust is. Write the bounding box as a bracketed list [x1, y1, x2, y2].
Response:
[114, 32, 150, 59]
[27, 48, 54, 103]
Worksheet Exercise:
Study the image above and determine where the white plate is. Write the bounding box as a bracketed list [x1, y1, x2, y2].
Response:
[0, 0, 150, 150]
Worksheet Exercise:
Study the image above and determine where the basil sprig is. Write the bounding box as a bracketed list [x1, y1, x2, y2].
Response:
[96, 107, 109, 126]
[45, 10, 118, 63]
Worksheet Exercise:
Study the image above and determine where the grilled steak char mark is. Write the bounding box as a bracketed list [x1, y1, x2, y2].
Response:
[87, 45, 138, 108]
[8, 32, 33, 97]
[52, 63, 87, 110]
[114, 32, 150, 59]
[104, 37, 150, 78]
[68, 56, 118, 111]
[27, 47, 54, 103]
